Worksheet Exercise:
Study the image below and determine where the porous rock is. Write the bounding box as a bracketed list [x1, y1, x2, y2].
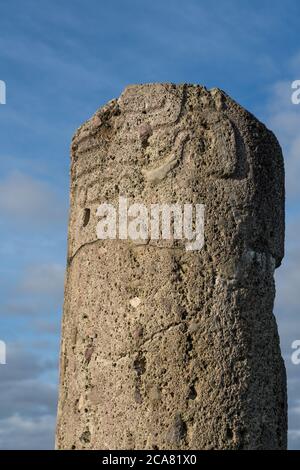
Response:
[56, 83, 286, 450]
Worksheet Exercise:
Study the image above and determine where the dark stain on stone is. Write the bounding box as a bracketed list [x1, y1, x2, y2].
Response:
[80, 429, 91, 444]
[134, 387, 143, 404]
[82, 208, 90, 227]
[84, 345, 94, 363]
[133, 352, 146, 376]
[187, 383, 197, 400]
[166, 414, 187, 445]
[139, 122, 152, 148]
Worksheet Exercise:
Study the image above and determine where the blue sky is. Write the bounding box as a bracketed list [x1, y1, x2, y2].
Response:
[0, 0, 300, 449]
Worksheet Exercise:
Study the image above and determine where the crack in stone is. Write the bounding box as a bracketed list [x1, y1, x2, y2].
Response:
[68, 238, 185, 265]
[57, 83, 286, 450]
[68, 239, 100, 265]
[94, 320, 186, 366]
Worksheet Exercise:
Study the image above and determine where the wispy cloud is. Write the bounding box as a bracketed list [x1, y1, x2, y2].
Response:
[0, 171, 67, 228]
[266, 80, 300, 201]
[264, 57, 300, 449]
[19, 263, 64, 297]
[0, 414, 55, 450]
[0, 0, 300, 451]
[0, 345, 57, 449]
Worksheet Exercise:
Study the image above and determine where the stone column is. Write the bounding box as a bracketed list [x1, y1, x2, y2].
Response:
[56, 83, 286, 450]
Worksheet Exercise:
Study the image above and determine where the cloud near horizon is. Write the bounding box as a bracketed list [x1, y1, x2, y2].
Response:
[0, 0, 300, 450]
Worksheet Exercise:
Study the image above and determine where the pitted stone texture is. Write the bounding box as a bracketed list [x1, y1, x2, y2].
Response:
[56, 83, 286, 450]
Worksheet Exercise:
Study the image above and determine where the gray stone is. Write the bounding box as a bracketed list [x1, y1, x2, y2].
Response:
[56, 83, 286, 450]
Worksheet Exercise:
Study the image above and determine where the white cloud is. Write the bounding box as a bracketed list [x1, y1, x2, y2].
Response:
[290, 405, 300, 415]
[0, 414, 55, 450]
[1, 262, 65, 318]
[34, 321, 60, 334]
[0, 345, 56, 383]
[19, 263, 65, 297]
[0, 171, 67, 228]
[265, 80, 300, 200]
[274, 216, 300, 348]
[288, 430, 300, 450]
[261, 61, 300, 449]
[0, 345, 57, 449]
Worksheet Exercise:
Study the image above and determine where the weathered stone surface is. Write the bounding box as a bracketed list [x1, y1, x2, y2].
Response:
[56, 83, 286, 450]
